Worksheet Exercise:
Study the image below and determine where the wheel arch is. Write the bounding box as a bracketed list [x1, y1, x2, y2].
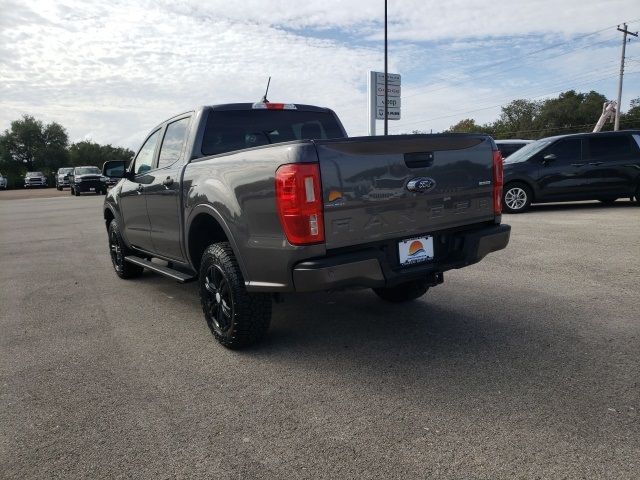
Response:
[185, 204, 248, 279]
[104, 205, 116, 230]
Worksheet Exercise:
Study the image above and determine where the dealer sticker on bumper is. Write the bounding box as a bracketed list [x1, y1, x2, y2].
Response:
[398, 236, 434, 266]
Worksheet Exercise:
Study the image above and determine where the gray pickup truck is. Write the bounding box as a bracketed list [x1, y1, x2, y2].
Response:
[102, 102, 510, 348]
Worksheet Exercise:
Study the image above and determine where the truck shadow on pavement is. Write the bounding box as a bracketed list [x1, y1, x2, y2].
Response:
[258, 288, 634, 424]
[127, 272, 634, 427]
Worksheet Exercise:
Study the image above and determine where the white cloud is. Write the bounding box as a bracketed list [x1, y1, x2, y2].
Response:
[0, 0, 639, 148]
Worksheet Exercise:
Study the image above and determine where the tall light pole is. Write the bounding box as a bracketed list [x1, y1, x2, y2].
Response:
[384, 0, 388, 136]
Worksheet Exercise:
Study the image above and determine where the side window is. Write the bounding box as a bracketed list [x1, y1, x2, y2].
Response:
[158, 117, 191, 168]
[499, 145, 519, 158]
[543, 139, 581, 163]
[587, 136, 634, 160]
[133, 129, 161, 175]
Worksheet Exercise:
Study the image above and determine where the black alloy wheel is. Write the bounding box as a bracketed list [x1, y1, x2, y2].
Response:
[199, 242, 271, 349]
[108, 220, 143, 279]
[109, 228, 124, 274]
[202, 264, 234, 335]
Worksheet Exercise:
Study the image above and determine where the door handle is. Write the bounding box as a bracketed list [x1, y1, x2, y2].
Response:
[588, 162, 603, 166]
[570, 163, 585, 167]
[162, 177, 174, 187]
[136, 184, 144, 194]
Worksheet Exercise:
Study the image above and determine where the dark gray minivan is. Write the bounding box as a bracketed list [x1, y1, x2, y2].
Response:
[502, 131, 640, 212]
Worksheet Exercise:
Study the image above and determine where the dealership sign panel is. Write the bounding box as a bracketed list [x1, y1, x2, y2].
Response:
[368, 71, 401, 135]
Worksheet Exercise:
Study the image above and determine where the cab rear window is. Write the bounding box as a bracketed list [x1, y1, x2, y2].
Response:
[201, 110, 345, 156]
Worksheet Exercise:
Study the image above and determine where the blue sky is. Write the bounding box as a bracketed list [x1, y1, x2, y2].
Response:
[1, 0, 639, 148]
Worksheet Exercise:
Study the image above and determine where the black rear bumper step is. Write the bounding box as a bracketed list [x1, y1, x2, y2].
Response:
[124, 256, 195, 283]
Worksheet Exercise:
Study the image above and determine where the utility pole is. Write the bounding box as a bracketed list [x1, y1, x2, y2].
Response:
[615, 23, 638, 131]
[384, 0, 388, 136]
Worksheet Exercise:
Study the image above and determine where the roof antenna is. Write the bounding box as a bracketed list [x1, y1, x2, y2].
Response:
[261, 76, 271, 103]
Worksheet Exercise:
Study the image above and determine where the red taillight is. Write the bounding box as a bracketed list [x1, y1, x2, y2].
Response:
[275, 163, 324, 245]
[492, 149, 503, 215]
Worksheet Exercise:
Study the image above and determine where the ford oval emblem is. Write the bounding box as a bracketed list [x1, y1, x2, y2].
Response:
[406, 177, 436, 193]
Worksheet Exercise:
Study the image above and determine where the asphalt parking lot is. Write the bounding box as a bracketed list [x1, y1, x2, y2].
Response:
[1, 192, 639, 479]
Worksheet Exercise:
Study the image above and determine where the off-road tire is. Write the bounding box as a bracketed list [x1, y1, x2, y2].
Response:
[199, 242, 271, 349]
[502, 182, 532, 213]
[373, 281, 428, 303]
[108, 219, 144, 279]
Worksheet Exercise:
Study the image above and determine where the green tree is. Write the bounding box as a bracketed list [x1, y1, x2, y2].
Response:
[445, 118, 496, 136]
[620, 97, 640, 129]
[68, 140, 134, 168]
[536, 90, 608, 137]
[493, 99, 541, 139]
[447, 118, 481, 133]
[0, 115, 69, 171]
[442, 90, 615, 140]
[42, 122, 70, 170]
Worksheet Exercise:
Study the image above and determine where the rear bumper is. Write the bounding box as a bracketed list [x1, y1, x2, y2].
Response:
[292, 224, 510, 292]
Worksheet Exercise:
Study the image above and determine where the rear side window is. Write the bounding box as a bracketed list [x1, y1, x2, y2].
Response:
[158, 117, 190, 168]
[498, 144, 525, 158]
[543, 139, 582, 163]
[201, 109, 345, 156]
[587, 135, 635, 160]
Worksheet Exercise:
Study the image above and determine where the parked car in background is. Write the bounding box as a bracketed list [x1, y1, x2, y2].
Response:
[495, 139, 534, 159]
[24, 171, 47, 188]
[0, 173, 7, 189]
[69, 166, 107, 196]
[502, 131, 640, 213]
[56, 167, 74, 190]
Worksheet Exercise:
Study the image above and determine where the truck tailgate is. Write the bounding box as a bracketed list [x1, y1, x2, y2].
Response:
[315, 134, 496, 250]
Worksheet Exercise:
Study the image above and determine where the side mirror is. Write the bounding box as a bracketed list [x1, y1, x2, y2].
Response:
[543, 153, 557, 162]
[103, 160, 127, 178]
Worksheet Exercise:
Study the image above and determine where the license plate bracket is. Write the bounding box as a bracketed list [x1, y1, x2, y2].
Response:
[398, 235, 434, 266]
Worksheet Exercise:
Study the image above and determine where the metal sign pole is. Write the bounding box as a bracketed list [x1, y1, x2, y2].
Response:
[384, 0, 388, 136]
[368, 72, 376, 136]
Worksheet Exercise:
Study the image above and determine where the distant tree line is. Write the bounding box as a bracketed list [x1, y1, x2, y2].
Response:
[0, 115, 134, 188]
[414, 90, 640, 139]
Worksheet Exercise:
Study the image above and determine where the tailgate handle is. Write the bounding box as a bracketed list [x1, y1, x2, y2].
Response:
[404, 152, 434, 168]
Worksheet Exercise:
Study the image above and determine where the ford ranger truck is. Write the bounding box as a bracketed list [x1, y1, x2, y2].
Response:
[102, 102, 510, 349]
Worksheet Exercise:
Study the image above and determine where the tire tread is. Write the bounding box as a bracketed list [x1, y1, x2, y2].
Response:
[200, 242, 271, 349]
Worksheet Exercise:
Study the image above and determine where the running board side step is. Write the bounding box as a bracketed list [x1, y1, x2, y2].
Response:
[124, 256, 196, 283]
